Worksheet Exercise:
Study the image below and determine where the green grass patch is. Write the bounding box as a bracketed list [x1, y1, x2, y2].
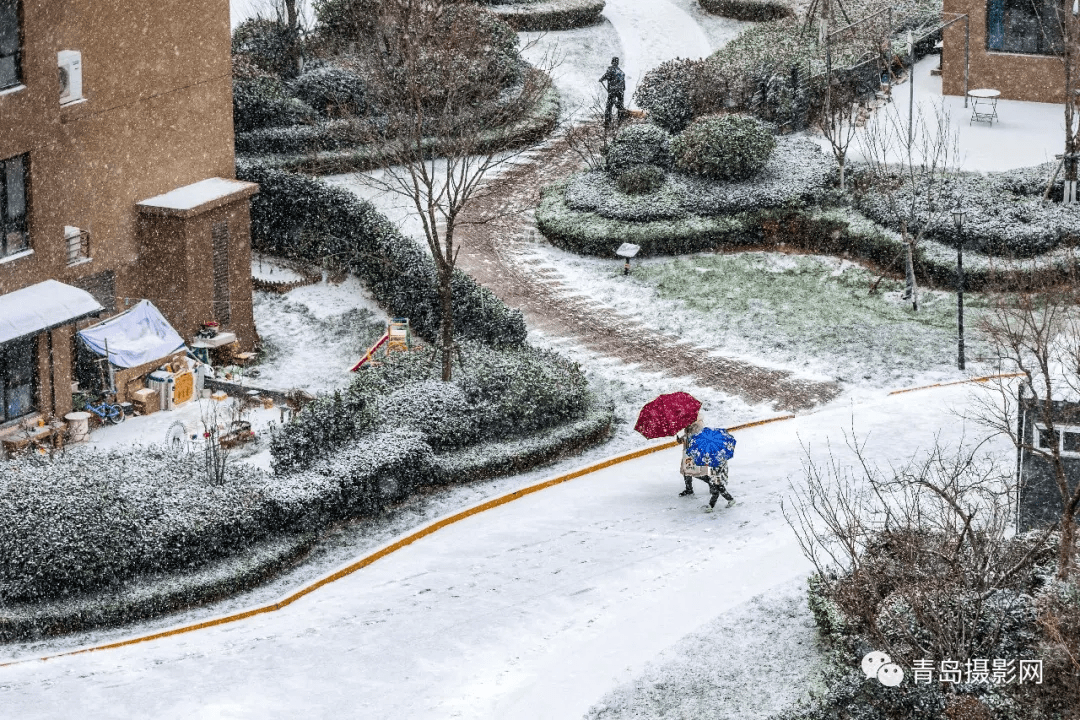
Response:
[628, 252, 990, 381]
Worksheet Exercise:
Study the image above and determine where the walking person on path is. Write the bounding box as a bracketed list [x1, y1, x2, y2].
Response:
[676, 415, 736, 509]
[599, 56, 626, 128]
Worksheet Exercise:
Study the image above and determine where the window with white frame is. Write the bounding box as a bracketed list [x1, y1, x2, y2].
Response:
[0, 0, 20, 90]
[1034, 423, 1080, 455]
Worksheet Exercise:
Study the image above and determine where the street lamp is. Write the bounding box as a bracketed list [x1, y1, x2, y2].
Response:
[952, 206, 966, 370]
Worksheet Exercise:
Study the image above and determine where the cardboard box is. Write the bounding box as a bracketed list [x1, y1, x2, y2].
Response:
[132, 387, 160, 415]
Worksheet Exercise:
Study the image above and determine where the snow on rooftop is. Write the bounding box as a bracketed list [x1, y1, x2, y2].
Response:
[137, 178, 257, 214]
[0, 280, 102, 345]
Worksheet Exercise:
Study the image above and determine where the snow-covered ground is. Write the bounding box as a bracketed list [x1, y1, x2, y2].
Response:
[0, 383, 1011, 720]
[810, 54, 1067, 173]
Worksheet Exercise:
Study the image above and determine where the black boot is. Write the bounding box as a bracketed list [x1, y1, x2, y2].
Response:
[679, 476, 694, 496]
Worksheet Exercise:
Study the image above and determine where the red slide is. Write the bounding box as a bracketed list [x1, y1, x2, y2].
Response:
[349, 332, 389, 372]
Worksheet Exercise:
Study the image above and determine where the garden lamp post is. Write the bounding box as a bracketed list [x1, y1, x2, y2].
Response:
[952, 206, 966, 370]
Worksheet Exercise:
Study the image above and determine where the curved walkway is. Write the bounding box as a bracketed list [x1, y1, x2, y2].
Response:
[456, 137, 842, 413]
[0, 382, 1006, 720]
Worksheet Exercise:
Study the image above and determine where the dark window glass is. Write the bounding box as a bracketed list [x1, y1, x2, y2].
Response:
[0, 336, 36, 423]
[1038, 427, 1060, 450]
[1063, 430, 1080, 453]
[1, 153, 29, 257]
[0, 0, 19, 89]
[987, 0, 1065, 55]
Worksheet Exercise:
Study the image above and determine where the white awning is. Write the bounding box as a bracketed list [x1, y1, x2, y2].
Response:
[0, 280, 103, 345]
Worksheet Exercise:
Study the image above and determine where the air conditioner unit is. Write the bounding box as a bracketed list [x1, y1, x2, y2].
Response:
[58, 50, 82, 105]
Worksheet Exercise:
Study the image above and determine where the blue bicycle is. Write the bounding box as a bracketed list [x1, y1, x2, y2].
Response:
[86, 393, 125, 424]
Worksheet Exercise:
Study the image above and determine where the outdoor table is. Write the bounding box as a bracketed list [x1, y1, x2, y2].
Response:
[967, 88, 1000, 125]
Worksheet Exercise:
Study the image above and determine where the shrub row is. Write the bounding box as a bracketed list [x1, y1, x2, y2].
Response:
[563, 136, 832, 222]
[852, 162, 1080, 259]
[488, 0, 606, 31]
[698, 0, 793, 21]
[0, 533, 315, 642]
[0, 388, 612, 608]
[236, 161, 527, 349]
[670, 114, 776, 182]
[538, 183, 1080, 291]
[236, 79, 560, 173]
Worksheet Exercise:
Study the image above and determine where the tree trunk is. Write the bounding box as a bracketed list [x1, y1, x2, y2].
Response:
[902, 227, 918, 311]
[1059, 511, 1076, 579]
[438, 263, 454, 381]
[838, 159, 846, 191]
[283, 0, 302, 78]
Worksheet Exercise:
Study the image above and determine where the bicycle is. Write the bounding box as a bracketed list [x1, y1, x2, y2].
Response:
[85, 393, 125, 424]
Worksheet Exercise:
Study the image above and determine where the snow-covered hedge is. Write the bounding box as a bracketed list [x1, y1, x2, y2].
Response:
[698, 0, 793, 20]
[236, 161, 527, 348]
[539, 184, 1080, 290]
[233, 76, 318, 133]
[671, 114, 776, 182]
[488, 0, 606, 31]
[561, 136, 831, 223]
[270, 342, 592, 475]
[853, 163, 1080, 258]
[0, 448, 278, 603]
[236, 78, 560, 173]
[605, 122, 673, 172]
[288, 64, 370, 117]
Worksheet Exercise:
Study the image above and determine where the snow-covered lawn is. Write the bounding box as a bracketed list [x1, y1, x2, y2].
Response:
[0, 382, 1010, 720]
[516, 239, 990, 395]
[250, 275, 389, 394]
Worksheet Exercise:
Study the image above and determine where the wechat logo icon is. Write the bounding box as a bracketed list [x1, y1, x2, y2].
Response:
[862, 651, 905, 687]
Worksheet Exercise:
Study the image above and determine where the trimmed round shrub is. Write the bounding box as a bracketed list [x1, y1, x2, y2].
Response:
[634, 58, 721, 133]
[232, 17, 299, 78]
[605, 122, 672, 171]
[615, 165, 666, 195]
[671, 114, 775, 182]
[233, 76, 317, 133]
[289, 64, 369, 117]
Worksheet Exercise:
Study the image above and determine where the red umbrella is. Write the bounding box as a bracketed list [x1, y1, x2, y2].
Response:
[634, 392, 702, 439]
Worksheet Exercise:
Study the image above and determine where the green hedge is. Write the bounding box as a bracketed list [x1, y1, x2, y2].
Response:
[236, 80, 560, 174]
[489, 0, 606, 31]
[236, 161, 527, 349]
[536, 185, 1080, 291]
[698, 0, 793, 21]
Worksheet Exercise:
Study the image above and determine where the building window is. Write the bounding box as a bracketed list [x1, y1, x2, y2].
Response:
[987, 0, 1065, 55]
[0, 0, 20, 90]
[0, 336, 35, 423]
[212, 221, 231, 325]
[1035, 423, 1080, 455]
[1, 154, 28, 258]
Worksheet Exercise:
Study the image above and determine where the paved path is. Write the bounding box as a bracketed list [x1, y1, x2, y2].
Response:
[0, 384, 992, 720]
[456, 138, 843, 413]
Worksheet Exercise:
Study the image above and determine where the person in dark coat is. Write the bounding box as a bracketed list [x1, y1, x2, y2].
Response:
[599, 56, 626, 128]
[676, 416, 736, 509]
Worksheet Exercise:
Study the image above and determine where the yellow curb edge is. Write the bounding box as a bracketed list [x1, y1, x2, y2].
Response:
[3, 413, 797, 667]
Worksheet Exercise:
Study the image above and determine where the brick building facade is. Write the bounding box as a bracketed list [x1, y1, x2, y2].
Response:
[0, 0, 256, 429]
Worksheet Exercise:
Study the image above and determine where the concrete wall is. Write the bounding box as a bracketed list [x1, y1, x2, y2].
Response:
[942, 0, 1065, 104]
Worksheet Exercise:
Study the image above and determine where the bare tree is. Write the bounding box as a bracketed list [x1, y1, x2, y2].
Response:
[783, 429, 1055, 665]
[973, 280, 1080, 578]
[858, 100, 960, 310]
[564, 91, 619, 172]
[351, 0, 554, 381]
[818, 79, 862, 190]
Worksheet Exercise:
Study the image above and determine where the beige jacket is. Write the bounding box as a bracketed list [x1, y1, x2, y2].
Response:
[677, 418, 709, 477]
